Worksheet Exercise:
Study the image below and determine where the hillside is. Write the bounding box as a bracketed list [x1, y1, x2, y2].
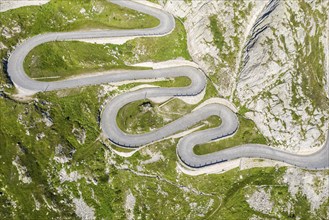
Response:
[0, 0, 328, 219]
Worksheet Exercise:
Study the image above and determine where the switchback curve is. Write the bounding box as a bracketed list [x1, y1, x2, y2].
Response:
[7, 0, 329, 170]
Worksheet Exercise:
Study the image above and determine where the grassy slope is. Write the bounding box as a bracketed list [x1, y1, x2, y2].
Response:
[117, 98, 221, 135]
[0, 0, 159, 83]
[23, 20, 190, 80]
[194, 116, 267, 155]
[2, 89, 326, 219]
[116, 80, 266, 154]
[3, 0, 265, 152]
[0, 0, 328, 219]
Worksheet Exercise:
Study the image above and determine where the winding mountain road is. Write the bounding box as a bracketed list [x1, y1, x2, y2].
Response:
[7, 0, 329, 170]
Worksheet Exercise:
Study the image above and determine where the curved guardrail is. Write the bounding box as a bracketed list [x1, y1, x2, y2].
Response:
[7, 0, 329, 170]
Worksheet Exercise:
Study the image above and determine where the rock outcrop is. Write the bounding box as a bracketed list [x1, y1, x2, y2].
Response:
[237, 0, 329, 151]
[161, 0, 268, 97]
[156, 0, 329, 152]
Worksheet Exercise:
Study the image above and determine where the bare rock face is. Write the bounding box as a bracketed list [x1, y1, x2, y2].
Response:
[59, 168, 82, 183]
[73, 197, 95, 220]
[159, 0, 328, 152]
[124, 190, 136, 220]
[246, 188, 274, 214]
[236, 0, 329, 151]
[161, 0, 267, 97]
[12, 156, 32, 184]
[282, 167, 329, 212]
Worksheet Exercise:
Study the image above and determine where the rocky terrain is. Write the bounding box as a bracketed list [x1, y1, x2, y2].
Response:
[237, 0, 329, 152]
[0, 0, 328, 219]
[156, 0, 329, 152]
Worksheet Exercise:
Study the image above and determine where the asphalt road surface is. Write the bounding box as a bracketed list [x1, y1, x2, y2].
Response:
[7, 0, 329, 169]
